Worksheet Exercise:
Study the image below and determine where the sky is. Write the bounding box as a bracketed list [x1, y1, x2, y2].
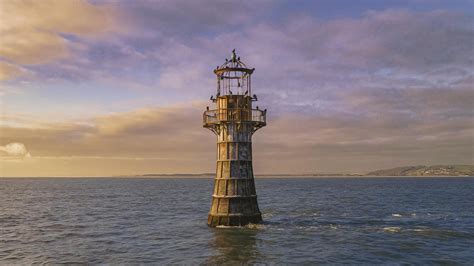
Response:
[0, 0, 473, 177]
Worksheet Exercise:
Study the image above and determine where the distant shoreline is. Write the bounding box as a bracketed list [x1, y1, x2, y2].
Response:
[0, 165, 474, 178]
[2, 164, 472, 178]
[1, 175, 473, 179]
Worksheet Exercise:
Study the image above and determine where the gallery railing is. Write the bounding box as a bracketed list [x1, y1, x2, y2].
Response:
[203, 108, 266, 125]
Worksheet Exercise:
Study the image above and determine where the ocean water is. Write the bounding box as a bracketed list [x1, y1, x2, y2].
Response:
[0, 177, 473, 264]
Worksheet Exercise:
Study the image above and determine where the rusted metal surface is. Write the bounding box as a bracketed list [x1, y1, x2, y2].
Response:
[203, 108, 266, 124]
[204, 51, 266, 227]
[214, 67, 254, 76]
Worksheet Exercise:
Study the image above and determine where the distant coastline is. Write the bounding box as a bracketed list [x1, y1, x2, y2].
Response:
[137, 165, 474, 178]
[2, 165, 472, 178]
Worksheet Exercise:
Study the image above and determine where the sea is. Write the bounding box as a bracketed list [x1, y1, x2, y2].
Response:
[0, 177, 473, 264]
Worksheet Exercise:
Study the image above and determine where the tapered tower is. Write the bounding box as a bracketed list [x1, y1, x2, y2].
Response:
[203, 50, 266, 227]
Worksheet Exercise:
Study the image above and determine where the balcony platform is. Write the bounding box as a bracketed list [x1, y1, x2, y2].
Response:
[203, 108, 266, 134]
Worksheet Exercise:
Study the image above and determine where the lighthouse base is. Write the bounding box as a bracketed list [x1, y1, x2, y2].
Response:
[208, 213, 262, 227]
[207, 183, 263, 227]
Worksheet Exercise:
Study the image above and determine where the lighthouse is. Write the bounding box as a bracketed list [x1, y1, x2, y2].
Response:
[203, 50, 267, 227]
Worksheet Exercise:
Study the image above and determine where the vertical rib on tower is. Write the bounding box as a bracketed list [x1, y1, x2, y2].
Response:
[203, 50, 266, 227]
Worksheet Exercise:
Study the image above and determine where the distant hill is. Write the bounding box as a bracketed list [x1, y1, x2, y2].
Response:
[366, 165, 474, 176]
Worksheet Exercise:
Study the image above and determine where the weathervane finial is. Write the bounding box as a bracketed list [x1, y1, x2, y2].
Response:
[231, 49, 237, 62]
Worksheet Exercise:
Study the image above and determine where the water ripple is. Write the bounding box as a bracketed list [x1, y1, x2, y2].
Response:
[0, 177, 473, 264]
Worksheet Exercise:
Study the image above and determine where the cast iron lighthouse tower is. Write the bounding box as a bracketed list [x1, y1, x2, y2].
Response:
[203, 50, 267, 227]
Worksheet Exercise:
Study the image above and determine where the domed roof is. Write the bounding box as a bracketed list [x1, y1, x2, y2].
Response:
[214, 49, 254, 76]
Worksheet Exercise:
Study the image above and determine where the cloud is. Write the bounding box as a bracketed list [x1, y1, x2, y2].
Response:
[0, 142, 31, 159]
[8, 7, 472, 105]
[0, 104, 212, 157]
[0, 62, 23, 81]
[0, 5, 472, 175]
[114, 0, 272, 37]
[0, 104, 217, 176]
[0, 0, 116, 80]
[99, 8, 474, 109]
[1, 94, 473, 176]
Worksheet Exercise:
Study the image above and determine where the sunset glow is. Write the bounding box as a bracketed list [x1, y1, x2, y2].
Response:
[0, 0, 473, 176]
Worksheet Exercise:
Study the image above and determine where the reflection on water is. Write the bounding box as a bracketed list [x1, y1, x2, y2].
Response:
[207, 228, 260, 264]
